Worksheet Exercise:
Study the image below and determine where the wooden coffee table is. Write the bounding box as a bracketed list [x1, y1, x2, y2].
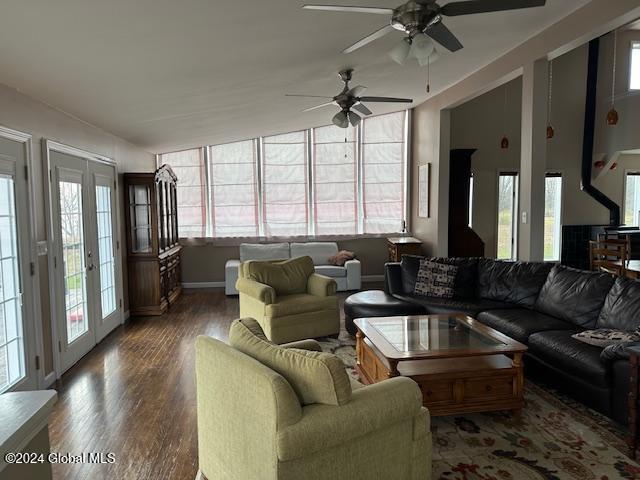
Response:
[354, 314, 527, 416]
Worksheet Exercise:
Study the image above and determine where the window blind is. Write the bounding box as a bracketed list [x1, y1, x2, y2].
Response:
[362, 111, 406, 234]
[312, 125, 357, 235]
[209, 140, 259, 237]
[262, 131, 309, 236]
[159, 149, 206, 238]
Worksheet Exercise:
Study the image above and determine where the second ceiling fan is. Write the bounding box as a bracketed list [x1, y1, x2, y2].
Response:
[303, 0, 547, 62]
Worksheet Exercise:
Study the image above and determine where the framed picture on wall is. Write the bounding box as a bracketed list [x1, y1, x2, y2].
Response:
[419, 163, 431, 218]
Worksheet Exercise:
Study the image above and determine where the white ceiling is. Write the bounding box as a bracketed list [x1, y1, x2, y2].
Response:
[0, 0, 590, 153]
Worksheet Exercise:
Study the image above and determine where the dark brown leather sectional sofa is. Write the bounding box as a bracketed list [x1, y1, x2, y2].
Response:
[384, 255, 640, 425]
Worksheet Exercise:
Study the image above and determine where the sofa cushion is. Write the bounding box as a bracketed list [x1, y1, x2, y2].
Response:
[400, 255, 478, 298]
[534, 264, 615, 328]
[314, 265, 347, 277]
[229, 318, 351, 406]
[597, 277, 640, 331]
[477, 309, 576, 344]
[265, 294, 337, 318]
[477, 259, 553, 308]
[244, 256, 315, 296]
[240, 242, 290, 262]
[392, 293, 517, 317]
[528, 330, 609, 388]
[290, 242, 339, 265]
[414, 259, 458, 298]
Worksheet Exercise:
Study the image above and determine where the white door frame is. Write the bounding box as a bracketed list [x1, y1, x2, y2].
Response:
[42, 139, 124, 378]
[0, 125, 45, 389]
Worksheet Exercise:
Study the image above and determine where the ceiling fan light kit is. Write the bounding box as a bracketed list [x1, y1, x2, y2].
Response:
[286, 69, 413, 128]
[303, 0, 547, 58]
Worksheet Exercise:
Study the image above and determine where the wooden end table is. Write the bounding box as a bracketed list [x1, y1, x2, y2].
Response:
[354, 314, 527, 416]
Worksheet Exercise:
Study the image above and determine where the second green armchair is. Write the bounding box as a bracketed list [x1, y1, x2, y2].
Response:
[236, 256, 340, 343]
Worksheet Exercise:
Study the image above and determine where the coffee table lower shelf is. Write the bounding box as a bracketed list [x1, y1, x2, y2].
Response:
[356, 337, 524, 417]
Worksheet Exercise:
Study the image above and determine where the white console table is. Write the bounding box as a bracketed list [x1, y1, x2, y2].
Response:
[0, 390, 57, 480]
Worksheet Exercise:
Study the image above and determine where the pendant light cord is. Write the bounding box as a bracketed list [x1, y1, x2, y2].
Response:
[611, 29, 618, 107]
[547, 60, 553, 124]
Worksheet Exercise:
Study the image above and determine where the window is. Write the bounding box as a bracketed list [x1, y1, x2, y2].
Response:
[262, 131, 309, 237]
[468, 173, 474, 228]
[209, 140, 259, 237]
[496, 172, 518, 260]
[362, 111, 407, 234]
[544, 173, 563, 261]
[161, 110, 409, 238]
[160, 149, 206, 238]
[0, 175, 25, 391]
[312, 125, 357, 235]
[625, 172, 640, 226]
[630, 41, 640, 91]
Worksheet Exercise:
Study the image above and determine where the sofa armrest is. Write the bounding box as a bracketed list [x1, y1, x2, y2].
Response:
[280, 339, 323, 352]
[345, 259, 361, 290]
[276, 377, 424, 461]
[385, 262, 403, 295]
[236, 277, 276, 305]
[307, 273, 337, 297]
[601, 341, 640, 362]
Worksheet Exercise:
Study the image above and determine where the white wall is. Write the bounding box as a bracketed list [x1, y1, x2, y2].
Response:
[0, 81, 155, 376]
[411, 0, 640, 257]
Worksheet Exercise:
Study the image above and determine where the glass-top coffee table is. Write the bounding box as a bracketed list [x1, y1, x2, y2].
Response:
[354, 314, 528, 416]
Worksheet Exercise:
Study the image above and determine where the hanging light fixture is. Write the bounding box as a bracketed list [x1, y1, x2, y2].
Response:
[501, 85, 509, 149]
[389, 35, 438, 67]
[547, 60, 555, 139]
[607, 29, 619, 126]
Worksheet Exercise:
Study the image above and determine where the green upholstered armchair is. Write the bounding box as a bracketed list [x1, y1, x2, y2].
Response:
[195, 319, 432, 480]
[236, 256, 341, 343]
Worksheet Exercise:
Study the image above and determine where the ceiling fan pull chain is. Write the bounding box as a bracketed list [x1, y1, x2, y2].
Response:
[426, 56, 431, 93]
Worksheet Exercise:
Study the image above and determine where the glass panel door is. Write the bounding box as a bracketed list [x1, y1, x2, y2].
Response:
[59, 180, 89, 343]
[50, 151, 122, 373]
[0, 175, 25, 390]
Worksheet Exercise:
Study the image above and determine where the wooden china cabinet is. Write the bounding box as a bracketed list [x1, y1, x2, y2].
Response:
[124, 165, 182, 316]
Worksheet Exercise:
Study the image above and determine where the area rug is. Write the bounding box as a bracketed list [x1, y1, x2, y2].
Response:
[317, 332, 640, 480]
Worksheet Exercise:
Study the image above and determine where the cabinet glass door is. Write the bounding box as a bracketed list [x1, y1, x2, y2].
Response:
[129, 185, 152, 254]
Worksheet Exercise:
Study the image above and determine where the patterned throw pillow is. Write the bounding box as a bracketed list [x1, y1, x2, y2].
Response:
[572, 329, 640, 348]
[413, 259, 458, 298]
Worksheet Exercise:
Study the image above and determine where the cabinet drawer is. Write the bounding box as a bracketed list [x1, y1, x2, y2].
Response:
[420, 381, 455, 404]
[464, 376, 514, 400]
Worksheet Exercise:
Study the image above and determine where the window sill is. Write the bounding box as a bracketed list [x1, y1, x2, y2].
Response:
[179, 233, 409, 247]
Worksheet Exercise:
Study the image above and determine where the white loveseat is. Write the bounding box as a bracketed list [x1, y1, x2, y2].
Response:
[224, 242, 361, 295]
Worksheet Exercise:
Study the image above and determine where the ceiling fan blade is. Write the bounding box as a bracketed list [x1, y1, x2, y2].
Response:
[425, 22, 463, 52]
[303, 4, 394, 14]
[333, 111, 349, 128]
[303, 101, 336, 112]
[286, 94, 334, 98]
[348, 111, 362, 127]
[347, 85, 367, 97]
[359, 96, 413, 104]
[343, 24, 395, 54]
[353, 103, 373, 116]
[441, 0, 545, 16]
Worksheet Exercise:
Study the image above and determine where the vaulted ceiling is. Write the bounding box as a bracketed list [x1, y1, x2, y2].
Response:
[0, 0, 590, 153]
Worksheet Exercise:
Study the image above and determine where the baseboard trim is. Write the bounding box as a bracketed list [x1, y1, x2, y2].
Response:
[43, 371, 56, 388]
[183, 276, 382, 290]
[182, 281, 225, 289]
[362, 275, 384, 282]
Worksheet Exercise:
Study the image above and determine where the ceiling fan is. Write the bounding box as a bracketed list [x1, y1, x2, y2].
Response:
[303, 0, 547, 63]
[286, 68, 413, 128]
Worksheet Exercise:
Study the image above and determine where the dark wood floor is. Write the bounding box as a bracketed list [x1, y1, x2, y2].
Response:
[47, 288, 356, 480]
[48, 290, 240, 480]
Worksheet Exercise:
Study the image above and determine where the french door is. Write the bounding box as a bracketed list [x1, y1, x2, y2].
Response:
[50, 151, 121, 373]
[0, 133, 38, 392]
